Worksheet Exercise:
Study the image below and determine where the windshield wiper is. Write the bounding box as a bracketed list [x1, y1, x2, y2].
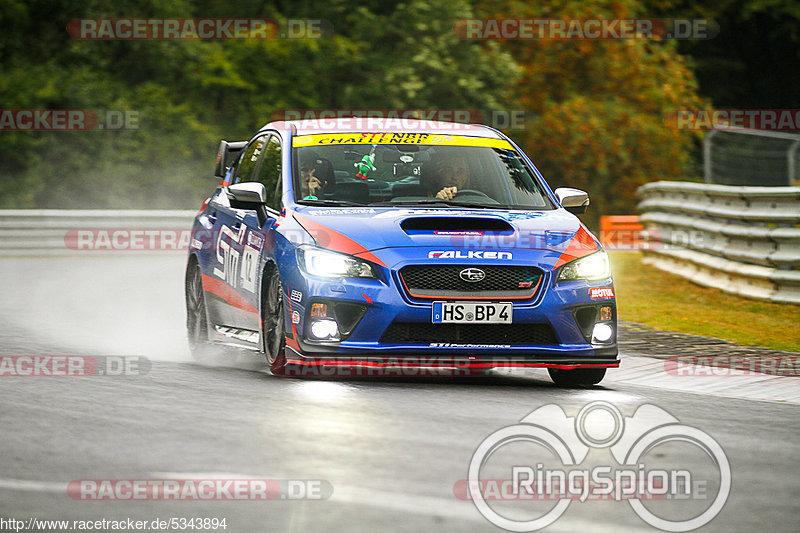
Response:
[369, 199, 496, 209]
[296, 199, 365, 207]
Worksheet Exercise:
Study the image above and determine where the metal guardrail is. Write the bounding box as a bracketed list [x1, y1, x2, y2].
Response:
[0, 210, 197, 255]
[637, 182, 800, 305]
[4, 202, 799, 305]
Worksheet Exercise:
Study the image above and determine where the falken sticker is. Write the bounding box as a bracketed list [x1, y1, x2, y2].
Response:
[428, 250, 512, 259]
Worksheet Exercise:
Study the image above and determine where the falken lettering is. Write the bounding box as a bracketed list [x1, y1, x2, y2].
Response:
[427, 251, 512, 259]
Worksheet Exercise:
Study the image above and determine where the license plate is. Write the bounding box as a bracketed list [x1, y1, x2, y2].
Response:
[431, 302, 512, 324]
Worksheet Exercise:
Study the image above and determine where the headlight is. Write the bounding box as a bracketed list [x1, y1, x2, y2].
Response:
[297, 246, 376, 279]
[557, 251, 610, 281]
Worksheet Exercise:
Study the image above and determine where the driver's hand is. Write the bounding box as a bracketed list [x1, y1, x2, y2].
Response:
[308, 177, 322, 194]
[436, 186, 457, 200]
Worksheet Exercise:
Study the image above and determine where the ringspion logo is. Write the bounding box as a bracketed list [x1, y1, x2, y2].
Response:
[462, 401, 730, 531]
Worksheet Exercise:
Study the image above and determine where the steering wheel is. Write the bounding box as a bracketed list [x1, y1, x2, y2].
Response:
[453, 189, 497, 202]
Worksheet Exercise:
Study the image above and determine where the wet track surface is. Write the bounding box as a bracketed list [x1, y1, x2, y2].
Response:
[1, 256, 798, 532]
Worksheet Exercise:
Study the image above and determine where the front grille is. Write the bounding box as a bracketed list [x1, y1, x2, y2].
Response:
[380, 322, 559, 346]
[399, 265, 542, 299]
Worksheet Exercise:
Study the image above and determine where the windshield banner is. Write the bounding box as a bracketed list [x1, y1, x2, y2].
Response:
[292, 133, 513, 149]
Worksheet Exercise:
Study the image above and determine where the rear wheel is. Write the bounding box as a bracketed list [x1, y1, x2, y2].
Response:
[548, 367, 606, 387]
[186, 261, 214, 361]
[262, 266, 287, 376]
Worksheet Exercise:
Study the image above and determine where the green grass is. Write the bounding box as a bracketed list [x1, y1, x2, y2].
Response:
[609, 252, 800, 352]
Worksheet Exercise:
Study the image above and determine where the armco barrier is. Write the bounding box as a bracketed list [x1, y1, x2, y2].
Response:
[637, 182, 800, 305]
[0, 210, 197, 255]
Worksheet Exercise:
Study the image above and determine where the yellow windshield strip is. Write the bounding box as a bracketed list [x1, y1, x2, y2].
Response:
[292, 133, 513, 149]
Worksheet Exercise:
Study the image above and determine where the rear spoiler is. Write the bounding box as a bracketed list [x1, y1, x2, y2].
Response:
[214, 140, 248, 179]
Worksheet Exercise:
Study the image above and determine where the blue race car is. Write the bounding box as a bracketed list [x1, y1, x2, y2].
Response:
[185, 118, 617, 386]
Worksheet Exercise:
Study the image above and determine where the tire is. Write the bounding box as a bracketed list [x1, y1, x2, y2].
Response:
[186, 260, 215, 361]
[548, 367, 606, 387]
[261, 265, 287, 376]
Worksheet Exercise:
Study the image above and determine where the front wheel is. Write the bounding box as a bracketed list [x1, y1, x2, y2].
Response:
[262, 266, 287, 376]
[548, 367, 606, 387]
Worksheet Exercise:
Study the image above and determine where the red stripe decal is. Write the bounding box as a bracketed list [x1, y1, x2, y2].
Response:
[286, 359, 617, 370]
[285, 336, 300, 351]
[201, 274, 258, 316]
[399, 271, 542, 301]
[293, 213, 387, 267]
[554, 225, 599, 269]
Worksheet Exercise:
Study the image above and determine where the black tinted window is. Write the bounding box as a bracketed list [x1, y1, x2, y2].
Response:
[255, 135, 282, 210]
[233, 135, 267, 184]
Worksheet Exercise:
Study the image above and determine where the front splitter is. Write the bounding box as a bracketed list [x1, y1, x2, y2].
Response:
[283, 346, 618, 377]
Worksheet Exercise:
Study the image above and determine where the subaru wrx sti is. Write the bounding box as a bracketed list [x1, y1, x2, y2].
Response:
[185, 118, 617, 386]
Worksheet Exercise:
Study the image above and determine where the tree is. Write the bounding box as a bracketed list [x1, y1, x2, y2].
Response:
[473, 0, 707, 223]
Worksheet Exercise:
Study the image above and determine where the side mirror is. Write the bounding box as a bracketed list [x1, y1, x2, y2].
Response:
[228, 182, 267, 205]
[214, 140, 248, 179]
[554, 187, 590, 215]
[227, 183, 269, 226]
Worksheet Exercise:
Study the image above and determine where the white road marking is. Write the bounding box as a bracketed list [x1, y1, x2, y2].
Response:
[0, 478, 65, 492]
[607, 355, 800, 404]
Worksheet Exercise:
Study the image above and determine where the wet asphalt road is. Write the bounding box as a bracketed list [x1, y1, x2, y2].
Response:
[0, 255, 798, 532]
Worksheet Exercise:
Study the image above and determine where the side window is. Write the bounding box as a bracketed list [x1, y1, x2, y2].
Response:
[254, 135, 282, 210]
[233, 135, 267, 184]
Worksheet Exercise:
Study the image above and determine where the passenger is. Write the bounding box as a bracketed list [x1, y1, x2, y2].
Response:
[299, 152, 324, 199]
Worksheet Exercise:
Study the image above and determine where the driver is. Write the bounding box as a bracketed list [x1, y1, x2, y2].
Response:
[428, 157, 471, 200]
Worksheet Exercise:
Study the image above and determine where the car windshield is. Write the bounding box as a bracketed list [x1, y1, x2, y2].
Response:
[291, 133, 554, 209]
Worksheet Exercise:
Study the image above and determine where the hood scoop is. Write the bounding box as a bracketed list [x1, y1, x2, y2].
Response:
[400, 217, 514, 234]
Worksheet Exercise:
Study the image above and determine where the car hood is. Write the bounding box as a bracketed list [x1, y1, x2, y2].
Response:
[290, 206, 600, 270]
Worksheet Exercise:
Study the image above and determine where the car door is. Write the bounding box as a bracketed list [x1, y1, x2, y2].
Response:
[205, 134, 269, 331]
[229, 133, 284, 333]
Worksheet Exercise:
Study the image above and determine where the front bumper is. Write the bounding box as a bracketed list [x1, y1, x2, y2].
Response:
[281, 248, 619, 366]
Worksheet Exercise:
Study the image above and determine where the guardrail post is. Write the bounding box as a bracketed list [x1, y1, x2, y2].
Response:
[703, 130, 717, 184]
[789, 139, 800, 186]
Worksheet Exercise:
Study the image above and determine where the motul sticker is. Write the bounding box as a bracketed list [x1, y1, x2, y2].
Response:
[590, 287, 615, 299]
